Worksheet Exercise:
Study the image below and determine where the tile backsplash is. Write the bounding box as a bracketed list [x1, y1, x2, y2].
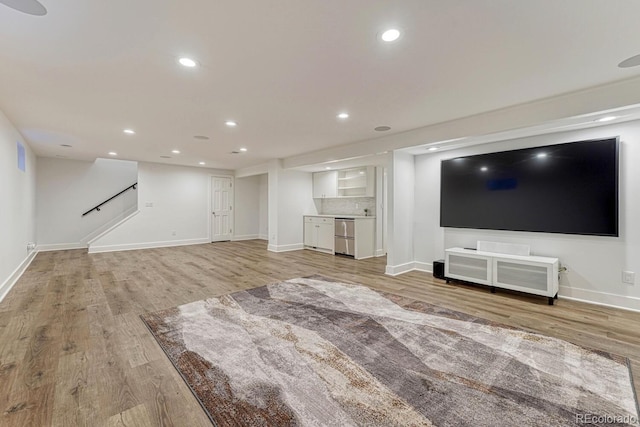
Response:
[320, 197, 376, 216]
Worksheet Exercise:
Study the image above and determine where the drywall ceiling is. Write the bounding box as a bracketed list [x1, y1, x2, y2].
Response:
[2, 0, 640, 170]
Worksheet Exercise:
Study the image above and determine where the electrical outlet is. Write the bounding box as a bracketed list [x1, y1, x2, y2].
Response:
[145, 202, 153, 207]
[622, 271, 635, 285]
[355, 203, 359, 209]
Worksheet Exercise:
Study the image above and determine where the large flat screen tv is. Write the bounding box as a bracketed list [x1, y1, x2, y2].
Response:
[440, 137, 619, 236]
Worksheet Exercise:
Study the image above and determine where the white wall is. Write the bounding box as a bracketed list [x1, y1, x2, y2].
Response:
[36, 157, 138, 249]
[268, 160, 316, 252]
[259, 174, 268, 239]
[386, 151, 415, 274]
[0, 110, 36, 301]
[234, 175, 261, 240]
[89, 162, 232, 252]
[413, 120, 640, 310]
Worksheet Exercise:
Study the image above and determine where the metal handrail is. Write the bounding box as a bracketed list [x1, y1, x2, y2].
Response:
[82, 183, 137, 216]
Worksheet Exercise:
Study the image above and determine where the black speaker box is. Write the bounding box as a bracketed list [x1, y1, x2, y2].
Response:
[433, 259, 445, 280]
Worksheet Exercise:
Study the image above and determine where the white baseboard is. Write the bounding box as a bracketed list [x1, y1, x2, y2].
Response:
[0, 250, 38, 303]
[88, 238, 210, 254]
[413, 261, 433, 273]
[267, 243, 304, 253]
[559, 286, 640, 313]
[37, 243, 87, 252]
[375, 249, 387, 257]
[232, 234, 260, 241]
[385, 265, 640, 312]
[385, 262, 417, 276]
[258, 234, 269, 240]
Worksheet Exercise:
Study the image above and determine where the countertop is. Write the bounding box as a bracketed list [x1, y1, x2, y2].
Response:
[304, 214, 375, 219]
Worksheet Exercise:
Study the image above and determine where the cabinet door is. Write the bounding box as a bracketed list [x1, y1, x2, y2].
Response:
[312, 171, 337, 198]
[303, 222, 316, 246]
[492, 258, 556, 297]
[445, 252, 492, 285]
[364, 166, 375, 197]
[316, 223, 334, 250]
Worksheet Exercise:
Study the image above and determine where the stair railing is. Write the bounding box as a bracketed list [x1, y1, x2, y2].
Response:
[82, 183, 137, 216]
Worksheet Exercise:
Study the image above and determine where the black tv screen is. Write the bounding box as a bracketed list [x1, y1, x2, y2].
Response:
[440, 137, 619, 236]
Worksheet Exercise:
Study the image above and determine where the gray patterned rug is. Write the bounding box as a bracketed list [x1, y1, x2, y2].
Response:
[141, 276, 639, 426]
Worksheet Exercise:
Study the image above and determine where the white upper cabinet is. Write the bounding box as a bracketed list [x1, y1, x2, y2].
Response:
[312, 170, 338, 199]
[313, 166, 375, 199]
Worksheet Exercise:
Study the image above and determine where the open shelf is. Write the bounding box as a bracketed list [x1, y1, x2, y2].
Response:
[337, 167, 373, 197]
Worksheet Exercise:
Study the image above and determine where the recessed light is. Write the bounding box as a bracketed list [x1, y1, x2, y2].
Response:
[337, 112, 349, 119]
[359, 171, 365, 175]
[225, 120, 237, 127]
[480, 166, 488, 172]
[381, 29, 401, 42]
[596, 116, 617, 122]
[239, 147, 248, 152]
[374, 126, 391, 132]
[178, 57, 197, 67]
[428, 147, 439, 151]
[537, 153, 547, 158]
[194, 135, 210, 140]
[325, 167, 332, 170]
[123, 129, 135, 134]
[108, 152, 117, 156]
[172, 149, 181, 154]
[199, 161, 206, 165]
[618, 54, 640, 68]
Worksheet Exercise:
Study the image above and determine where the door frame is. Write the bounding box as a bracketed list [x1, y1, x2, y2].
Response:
[209, 175, 234, 242]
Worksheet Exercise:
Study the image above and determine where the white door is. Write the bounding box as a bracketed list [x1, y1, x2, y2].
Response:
[211, 176, 233, 242]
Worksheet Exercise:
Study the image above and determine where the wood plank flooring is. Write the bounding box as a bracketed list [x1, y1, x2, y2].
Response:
[1, 240, 639, 426]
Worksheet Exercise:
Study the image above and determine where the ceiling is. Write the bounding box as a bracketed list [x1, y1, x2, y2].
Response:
[2, 0, 640, 170]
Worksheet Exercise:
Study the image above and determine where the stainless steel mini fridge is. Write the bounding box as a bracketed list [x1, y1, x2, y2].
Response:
[334, 218, 355, 257]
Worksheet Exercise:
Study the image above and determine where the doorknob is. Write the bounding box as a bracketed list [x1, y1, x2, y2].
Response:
[212, 211, 216, 215]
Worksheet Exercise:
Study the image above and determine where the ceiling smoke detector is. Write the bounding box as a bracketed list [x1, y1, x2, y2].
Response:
[194, 135, 210, 140]
[374, 126, 391, 132]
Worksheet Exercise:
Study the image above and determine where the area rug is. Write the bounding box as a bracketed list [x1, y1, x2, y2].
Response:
[141, 276, 639, 427]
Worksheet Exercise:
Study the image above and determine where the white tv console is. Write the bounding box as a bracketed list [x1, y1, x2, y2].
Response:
[444, 247, 559, 305]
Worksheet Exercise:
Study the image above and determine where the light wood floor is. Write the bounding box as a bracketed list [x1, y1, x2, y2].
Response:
[1, 240, 639, 426]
